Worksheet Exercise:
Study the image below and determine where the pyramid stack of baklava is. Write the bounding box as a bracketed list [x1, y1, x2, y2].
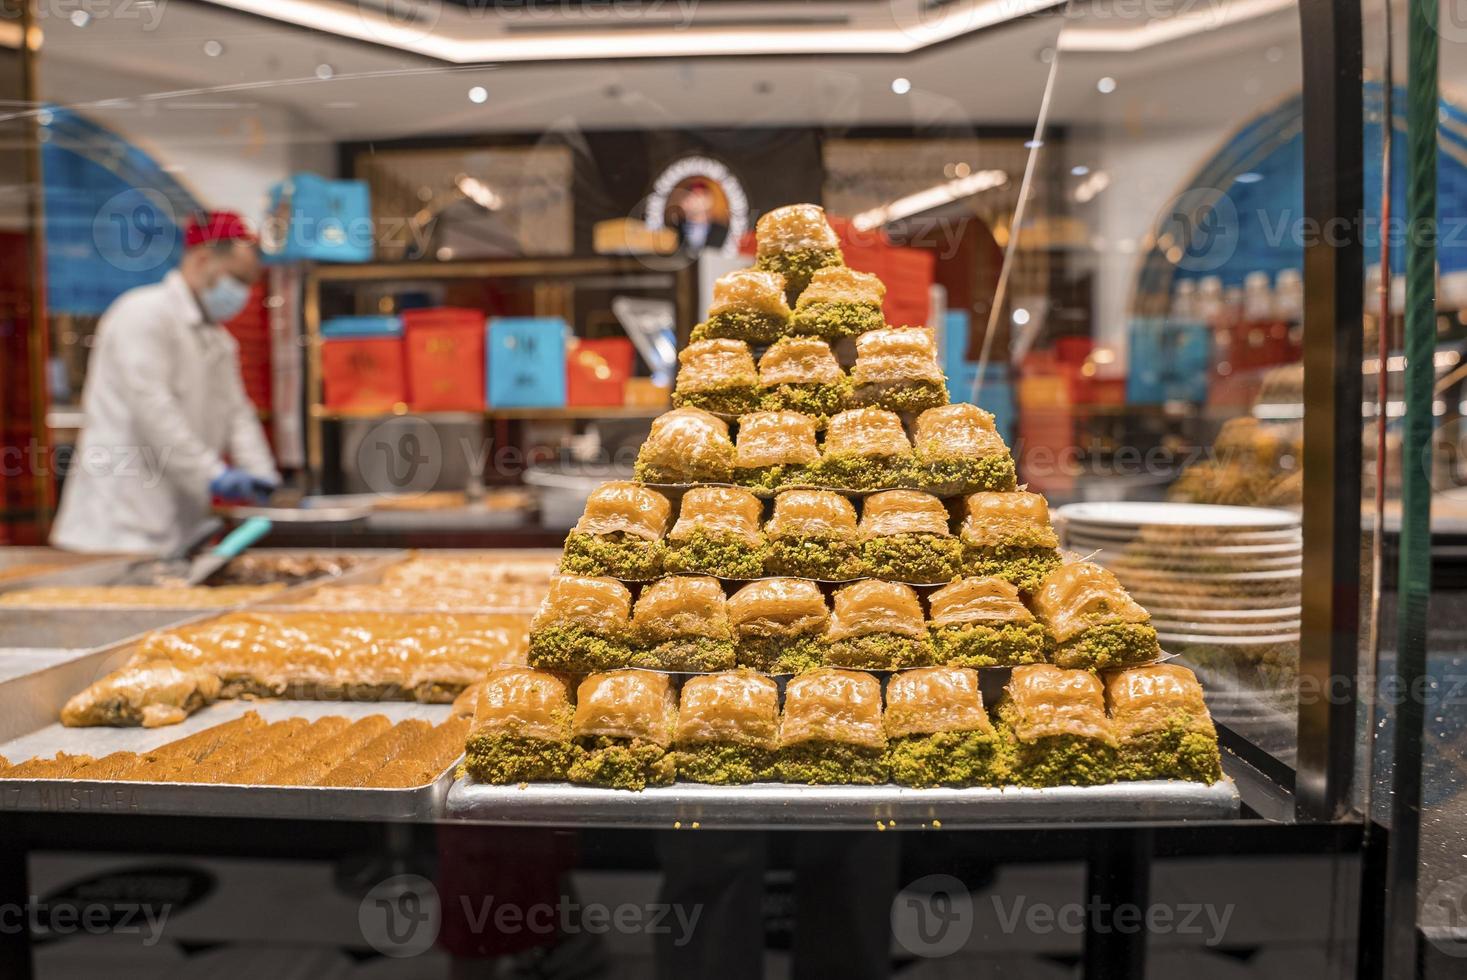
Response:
[465, 204, 1223, 792]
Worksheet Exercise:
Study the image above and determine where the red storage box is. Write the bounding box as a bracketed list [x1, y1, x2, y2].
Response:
[403, 307, 485, 412]
[322, 338, 407, 412]
[566, 337, 635, 407]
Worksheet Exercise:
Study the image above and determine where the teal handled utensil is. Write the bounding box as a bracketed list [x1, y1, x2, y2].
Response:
[185, 516, 274, 586]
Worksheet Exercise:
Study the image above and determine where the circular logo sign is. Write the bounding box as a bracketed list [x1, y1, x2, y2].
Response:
[358, 873, 441, 958]
[890, 873, 973, 958]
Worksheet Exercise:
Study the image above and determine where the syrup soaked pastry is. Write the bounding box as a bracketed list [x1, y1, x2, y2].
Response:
[568, 669, 678, 790]
[858, 490, 964, 584]
[629, 575, 736, 672]
[560, 481, 672, 580]
[665, 485, 767, 579]
[633, 407, 735, 484]
[958, 491, 1062, 593]
[761, 489, 863, 580]
[884, 666, 1004, 787]
[912, 404, 1018, 495]
[1105, 664, 1222, 784]
[814, 408, 914, 491]
[60, 660, 222, 729]
[997, 665, 1118, 787]
[733, 410, 822, 495]
[528, 575, 635, 673]
[0, 584, 283, 609]
[727, 578, 830, 674]
[754, 204, 845, 305]
[463, 667, 578, 784]
[823, 579, 931, 670]
[671, 338, 761, 416]
[777, 667, 887, 784]
[693, 268, 792, 345]
[849, 327, 949, 414]
[789, 266, 886, 340]
[1032, 562, 1160, 671]
[383, 555, 560, 588]
[674, 671, 780, 783]
[927, 576, 1051, 668]
[757, 337, 849, 424]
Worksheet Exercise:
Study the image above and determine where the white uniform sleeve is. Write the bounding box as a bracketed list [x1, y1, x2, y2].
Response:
[225, 360, 280, 484]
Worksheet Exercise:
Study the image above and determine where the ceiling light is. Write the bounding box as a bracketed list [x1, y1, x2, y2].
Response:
[1059, 0, 1292, 53]
[1234, 172, 1264, 184]
[468, 85, 488, 104]
[1097, 77, 1117, 94]
[1012, 308, 1031, 326]
[1025, 139, 1044, 149]
[204, 40, 224, 57]
[315, 63, 334, 80]
[69, 9, 89, 26]
[1071, 165, 1090, 176]
[892, 77, 912, 95]
[850, 170, 1009, 232]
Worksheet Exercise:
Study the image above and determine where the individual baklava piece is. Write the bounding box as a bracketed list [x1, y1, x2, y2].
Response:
[671, 338, 761, 416]
[727, 578, 830, 674]
[1033, 562, 1162, 671]
[59, 661, 222, 728]
[1105, 664, 1222, 784]
[813, 408, 914, 491]
[849, 326, 949, 414]
[568, 669, 678, 790]
[692, 268, 792, 345]
[777, 668, 887, 784]
[885, 667, 1004, 787]
[762, 489, 863, 580]
[859, 490, 963, 583]
[929, 576, 1050, 667]
[628, 575, 737, 671]
[527, 575, 634, 673]
[996, 665, 1118, 787]
[633, 407, 735, 484]
[958, 491, 1062, 593]
[757, 337, 849, 424]
[823, 580, 931, 669]
[462, 667, 578, 784]
[754, 203, 845, 305]
[674, 671, 780, 783]
[788, 265, 886, 340]
[560, 481, 671, 580]
[664, 486, 766, 579]
[912, 404, 1018, 495]
[733, 410, 821, 494]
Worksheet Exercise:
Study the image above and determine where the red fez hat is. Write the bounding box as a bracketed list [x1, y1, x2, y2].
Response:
[185, 210, 256, 249]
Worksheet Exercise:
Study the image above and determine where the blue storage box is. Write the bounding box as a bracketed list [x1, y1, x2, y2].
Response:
[488, 318, 568, 408]
[263, 173, 373, 264]
[321, 315, 402, 340]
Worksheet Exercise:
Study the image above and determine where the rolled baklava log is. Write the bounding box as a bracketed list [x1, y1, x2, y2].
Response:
[958, 491, 1062, 593]
[885, 667, 1004, 787]
[814, 408, 914, 491]
[1033, 562, 1161, 671]
[60, 661, 222, 729]
[913, 404, 1018, 496]
[928, 576, 1051, 667]
[754, 204, 845, 305]
[634, 408, 735, 484]
[734, 411, 821, 494]
[762, 489, 864, 580]
[664, 486, 766, 579]
[527, 575, 634, 673]
[849, 327, 949, 414]
[462, 667, 577, 784]
[568, 670, 678, 790]
[996, 664, 1118, 787]
[858, 490, 964, 583]
[692, 268, 792, 345]
[758, 337, 849, 423]
[788, 267, 886, 340]
[671, 338, 761, 416]
[560, 482, 671, 580]
[674, 671, 780, 783]
[628, 575, 737, 671]
[1105, 664, 1222, 784]
[727, 578, 830, 673]
[824, 580, 932, 669]
[777, 667, 888, 784]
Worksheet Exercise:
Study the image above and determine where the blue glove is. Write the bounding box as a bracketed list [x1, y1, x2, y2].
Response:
[209, 468, 276, 505]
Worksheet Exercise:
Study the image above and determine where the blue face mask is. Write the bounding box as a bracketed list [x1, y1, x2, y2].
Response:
[200, 273, 251, 323]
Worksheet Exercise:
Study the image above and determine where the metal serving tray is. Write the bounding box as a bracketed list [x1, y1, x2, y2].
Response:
[446, 776, 1241, 828]
[0, 553, 138, 596]
[0, 700, 458, 821]
[261, 548, 560, 611]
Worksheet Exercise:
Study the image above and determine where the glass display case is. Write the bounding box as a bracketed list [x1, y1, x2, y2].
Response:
[0, 0, 1458, 976]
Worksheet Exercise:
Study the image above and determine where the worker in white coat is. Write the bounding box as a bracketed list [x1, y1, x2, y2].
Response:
[51, 211, 281, 554]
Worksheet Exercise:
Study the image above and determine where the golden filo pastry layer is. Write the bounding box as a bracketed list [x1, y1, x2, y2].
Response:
[758, 338, 844, 386]
[639, 408, 734, 474]
[531, 576, 633, 633]
[1032, 562, 1150, 643]
[675, 671, 780, 748]
[60, 661, 222, 729]
[575, 482, 672, 541]
[631, 575, 732, 641]
[795, 266, 885, 308]
[1104, 664, 1216, 740]
[928, 576, 1035, 627]
[885, 667, 994, 738]
[755, 204, 841, 254]
[859, 490, 952, 538]
[1004, 665, 1116, 745]
[958, 491, 1060, 548]
[677, 339, 758, 393]
[914, 404, 1010, 458]
[471, 667, 574, 742]
[727, 578, 829, 637]
[669, 486, 764, 545]
[850, 327, 944, 385]
[709, 268, 791, 317]
[825, 580, 926, 641]
[735, 411, 821, 468]
[823, 408, 911, 458]
[765, 490, 859, 540]
[573, 670, 677, 746]
[779, 668, 885, 749]
[383, 555, 559, 587]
